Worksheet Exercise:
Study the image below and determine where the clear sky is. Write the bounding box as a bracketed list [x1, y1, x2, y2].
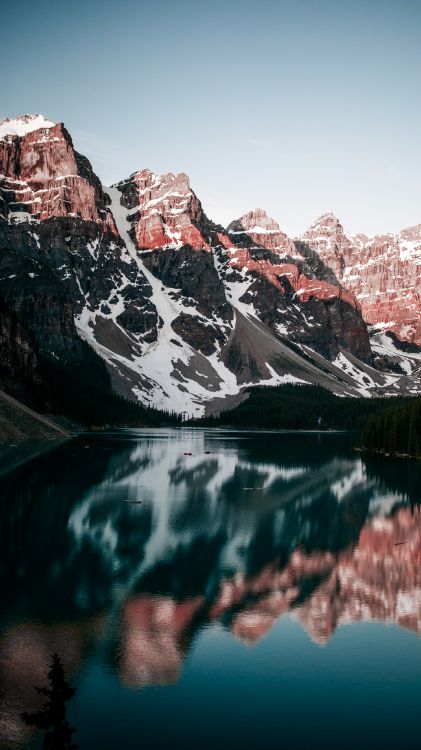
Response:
[1, 0, 420, 236]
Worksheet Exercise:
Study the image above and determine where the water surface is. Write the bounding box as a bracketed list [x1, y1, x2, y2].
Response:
[0, 429, 420, 749]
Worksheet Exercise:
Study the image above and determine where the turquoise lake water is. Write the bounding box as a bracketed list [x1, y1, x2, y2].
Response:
[0, 429, 420, 749]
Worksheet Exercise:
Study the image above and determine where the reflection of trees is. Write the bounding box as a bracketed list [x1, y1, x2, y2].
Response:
[363, 453, 421, 507]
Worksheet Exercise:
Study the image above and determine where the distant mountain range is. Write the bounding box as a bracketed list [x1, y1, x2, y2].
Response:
[1, 114, 420, 417]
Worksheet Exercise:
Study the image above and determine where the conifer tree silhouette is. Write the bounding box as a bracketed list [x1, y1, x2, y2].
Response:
[22, 653, 78, 750]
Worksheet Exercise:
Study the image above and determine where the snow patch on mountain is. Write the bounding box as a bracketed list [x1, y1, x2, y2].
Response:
[0, 114, 55, 139]
[75, 186, 241, 416]
[300, 213, 421, 347]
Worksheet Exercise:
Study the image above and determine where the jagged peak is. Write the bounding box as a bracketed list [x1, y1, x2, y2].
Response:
[227, 208, 284, 236]
[399, 223, 421, 240]
[241, 207, 270, 220]
[116, 168, 193, 196]
[0, 114, 56, 140]
[133, 167, 155, 179]
[307, 211, 343, 230]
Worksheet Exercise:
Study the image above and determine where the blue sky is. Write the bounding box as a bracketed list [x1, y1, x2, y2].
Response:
[2, 0, 420, 235]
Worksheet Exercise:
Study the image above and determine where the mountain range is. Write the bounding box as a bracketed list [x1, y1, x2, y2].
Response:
[1, 114, 420, 418]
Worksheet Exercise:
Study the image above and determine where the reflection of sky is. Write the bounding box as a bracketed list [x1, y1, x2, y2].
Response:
[72, 619, 421, 750]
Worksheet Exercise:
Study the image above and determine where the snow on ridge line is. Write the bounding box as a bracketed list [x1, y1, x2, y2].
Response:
[229, 226, 279, 236]
[0, 114, 56, 139]
[75, 186, 312, 415]
[97, 186, 243, 415]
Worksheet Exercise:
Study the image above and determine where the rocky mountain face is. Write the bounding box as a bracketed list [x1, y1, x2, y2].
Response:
[115, 168, 233, 355]
[0, 114, 419, 417]
[300, 212, 421, 347]
[223, 208, 372, 363]
[97, 167, 401, 412]
[0, 115, 158, 403]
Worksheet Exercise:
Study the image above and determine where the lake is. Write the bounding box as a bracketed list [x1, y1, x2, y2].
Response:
[0, 429, 420, 750]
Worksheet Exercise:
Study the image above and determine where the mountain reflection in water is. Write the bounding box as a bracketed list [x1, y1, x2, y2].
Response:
[0, 429, 420, 749]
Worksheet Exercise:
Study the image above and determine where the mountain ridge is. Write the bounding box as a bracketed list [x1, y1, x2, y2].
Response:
[1, 114, 420, 418]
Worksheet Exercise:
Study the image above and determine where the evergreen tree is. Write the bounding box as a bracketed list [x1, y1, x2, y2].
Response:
[408, 399, 421, 456]
[22, 653, 78, 750]
[362, 396, 421, 458]
[191, 383, 411, 432]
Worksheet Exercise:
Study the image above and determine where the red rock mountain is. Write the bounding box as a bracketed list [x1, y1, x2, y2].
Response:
[0, 114, 419, 416]
[222, 207, 373, 365]
[111, 169, 382, 401]
[227, 207, 296, 255]
[117, 168, 211, 251]
[300, 212, 421, 346]
[0, 114, 115, 230]
[226, 208, 362, 310]
[0, 114, 157, 409]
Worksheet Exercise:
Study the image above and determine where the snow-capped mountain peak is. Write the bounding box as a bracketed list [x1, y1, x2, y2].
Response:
[302, 212, 349, 240]
[228, 208, 282, 234]
[310, 211, 342, 226]
[0, 114, 56, 140]
[115, 168, 210, 251]
[301, 215, 421, 346]
[227, 208, 294, 256]
[0, 113, 419, 418]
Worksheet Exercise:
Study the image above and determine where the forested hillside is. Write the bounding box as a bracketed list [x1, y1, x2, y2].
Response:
[192, 384, 409, 431]
[362, 397, 421, 458]
[0, 295, 180, 429]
